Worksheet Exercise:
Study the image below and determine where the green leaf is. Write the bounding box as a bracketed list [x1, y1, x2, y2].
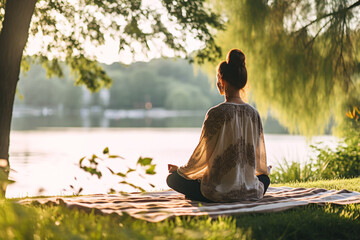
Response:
[119, 181, 145, 192]
[108, 188, 116, 194]
[118, 191, 130, 196]
[89, 158, 98, 165]
[107, 167, 115, 174]
[126, 168, 136, 174]
[145, 164, 156, 175]
[77, 187, 83, 195]
[137, 157, 152, 166]
[103, 147, 109, 154]
[80, 166, 102, 179]
[116, 172, 126, 177]
[108, 155, 124, 159]
[79, 156, 85, 165]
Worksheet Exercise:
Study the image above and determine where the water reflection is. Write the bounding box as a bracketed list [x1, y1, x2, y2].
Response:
[12, 107, 288, 133]
[11, 108, 207, 130]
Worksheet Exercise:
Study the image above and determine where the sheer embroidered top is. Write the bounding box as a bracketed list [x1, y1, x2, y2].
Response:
[177, 102, 268, 202]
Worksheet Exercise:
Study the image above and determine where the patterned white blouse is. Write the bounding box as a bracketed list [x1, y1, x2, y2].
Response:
[177, 102, 268, 202]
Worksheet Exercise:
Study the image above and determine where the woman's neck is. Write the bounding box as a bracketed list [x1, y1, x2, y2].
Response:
[225, 94, 245, 104]
[223, 83, 245, 104]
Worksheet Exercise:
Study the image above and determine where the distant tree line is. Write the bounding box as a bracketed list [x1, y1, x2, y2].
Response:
[15, 58, 223, 111]
[14, 58, 291, 133]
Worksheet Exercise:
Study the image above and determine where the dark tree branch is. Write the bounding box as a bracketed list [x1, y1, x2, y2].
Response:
[297, 0, 360, 33]
[304, 17, 333, 49]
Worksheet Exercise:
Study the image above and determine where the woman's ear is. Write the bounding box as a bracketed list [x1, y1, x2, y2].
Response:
[217, 79, 225, 95]
[220, 78, 226, 88]
[221, 79, 228, 92]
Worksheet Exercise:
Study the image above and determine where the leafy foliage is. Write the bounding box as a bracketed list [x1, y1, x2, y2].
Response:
[311, 105, 360, 179]
[267, 143, 360, 183]
[201, 0, 360, 136]
[0, 0, 224, 92]
[271, 106, 360, 183]
[311, 140, 360, 179]
[272, 137, 360, 184]
[77, 147, 156, 194]
[271, 159, 317, 184]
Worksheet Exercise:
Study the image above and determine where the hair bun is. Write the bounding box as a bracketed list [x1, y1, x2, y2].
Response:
[217, 48, 247, 90]
[227, 49, 245, 68]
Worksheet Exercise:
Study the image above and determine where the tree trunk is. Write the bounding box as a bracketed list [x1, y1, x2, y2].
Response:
[0, 0, 37, 197]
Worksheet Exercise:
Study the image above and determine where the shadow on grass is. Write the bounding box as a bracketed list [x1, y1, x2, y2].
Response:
[230, 204, 360, 240]
[1, 198, 359, 239]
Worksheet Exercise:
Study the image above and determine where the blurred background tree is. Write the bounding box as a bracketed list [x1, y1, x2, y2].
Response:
[203, 0, 360, 136]
[15, 59, 223, 111]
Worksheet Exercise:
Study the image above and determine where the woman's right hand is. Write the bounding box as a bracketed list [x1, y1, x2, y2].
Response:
[168, 164, 178, 173]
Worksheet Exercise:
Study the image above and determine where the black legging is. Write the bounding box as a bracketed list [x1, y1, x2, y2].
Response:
[166, 171, 270, 202]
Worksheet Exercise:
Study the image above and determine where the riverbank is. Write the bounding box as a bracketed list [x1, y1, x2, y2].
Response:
[1, 178, 359, 239]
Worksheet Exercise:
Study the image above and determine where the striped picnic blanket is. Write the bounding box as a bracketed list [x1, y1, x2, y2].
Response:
[18, 187, 360, 222]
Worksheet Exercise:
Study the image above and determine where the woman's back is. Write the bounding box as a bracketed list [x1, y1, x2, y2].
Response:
[177, 102, 268, 202]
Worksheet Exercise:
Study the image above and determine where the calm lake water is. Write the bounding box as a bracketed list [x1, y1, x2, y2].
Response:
[7, 128, 336, 198]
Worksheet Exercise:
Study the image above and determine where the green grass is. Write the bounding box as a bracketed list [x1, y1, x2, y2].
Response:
[272, 177, 360, 192]
[1, 178, 360, 240]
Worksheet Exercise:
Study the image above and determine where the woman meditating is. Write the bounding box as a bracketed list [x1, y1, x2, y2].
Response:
[166, 49, 270, 203]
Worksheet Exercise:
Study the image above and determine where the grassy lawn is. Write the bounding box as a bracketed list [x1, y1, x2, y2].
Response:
[1, 178, 359, 240]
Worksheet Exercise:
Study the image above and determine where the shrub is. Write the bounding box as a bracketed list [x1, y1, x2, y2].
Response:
[312, 106, 360, 179]
[272, 106, 360, 183]
[271, 158, 320, 184]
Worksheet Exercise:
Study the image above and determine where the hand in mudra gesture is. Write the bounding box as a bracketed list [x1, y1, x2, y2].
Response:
[168, 164, 178, 173]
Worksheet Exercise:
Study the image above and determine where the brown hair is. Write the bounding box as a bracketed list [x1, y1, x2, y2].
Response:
[217, 49, 247, 89]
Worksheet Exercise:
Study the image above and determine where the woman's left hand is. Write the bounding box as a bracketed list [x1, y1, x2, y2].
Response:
[168, 164, 178, 173]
